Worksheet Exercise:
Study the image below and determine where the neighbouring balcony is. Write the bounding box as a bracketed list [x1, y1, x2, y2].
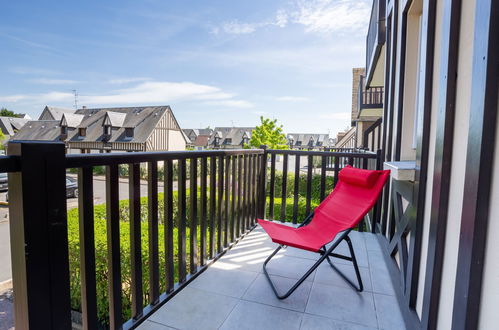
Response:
[358, 75, 384, 112]
[1, 142, 415, 330]
[366, 0, 386, 87]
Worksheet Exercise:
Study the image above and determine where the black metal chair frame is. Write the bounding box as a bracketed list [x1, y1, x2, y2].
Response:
[262, 212, 364, 299]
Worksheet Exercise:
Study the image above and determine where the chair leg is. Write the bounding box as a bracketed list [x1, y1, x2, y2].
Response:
[324, 235, 364, 292]
[263, 245, 328, 299]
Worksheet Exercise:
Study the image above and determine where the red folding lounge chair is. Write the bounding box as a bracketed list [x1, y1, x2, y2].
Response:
[258, 165, 389, 299]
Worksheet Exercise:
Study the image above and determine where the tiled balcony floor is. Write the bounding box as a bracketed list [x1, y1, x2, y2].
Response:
[138, 226, 410, 330]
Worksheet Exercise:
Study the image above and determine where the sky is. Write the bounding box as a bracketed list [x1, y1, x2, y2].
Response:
[0, 0, 371, 135]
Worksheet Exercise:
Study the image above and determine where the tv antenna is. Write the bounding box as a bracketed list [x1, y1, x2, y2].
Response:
[72, 89, 78, 110]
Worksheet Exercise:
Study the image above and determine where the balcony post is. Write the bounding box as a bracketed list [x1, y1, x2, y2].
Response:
[257, 145, 268, 219]
[7, 141, 71, 329]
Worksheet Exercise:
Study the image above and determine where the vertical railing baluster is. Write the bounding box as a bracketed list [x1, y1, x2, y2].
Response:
[200, 158, 207, 266]
[190, 158, 198, 274]
[252, 154, 258, 225]
[164, 160, 174, 292]
[217, 155, 224, 253]
[224, 156, 230, 247]
[306, 155, 313, 216]
[237, 155, 243, 236]
[78, 166, 98, 329]
[129, 163, 143, 319]
[248, 154, 254, 226]
[280, 153, 288, 222]
[258, 147, 268, 219]
[244, 154, 249, 230]
[320, 156, 327, 201]
[148, 161, 159, 303]
[106, 164, 122, 329]
[333, 156, 340, 188]
[231, 156, 237, 241]
[293, 155, 300, 224]
[178, 159, 187, 282]
[269, 153, 276, 219]
[209, 156, 216, 258]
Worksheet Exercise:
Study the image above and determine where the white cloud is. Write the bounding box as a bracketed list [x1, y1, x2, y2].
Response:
[213, 0, 370, 35]
[28, 78, 79, 85]
[276, 96, 310, 102]
[220, 20, 259, 35]
[319, 112, 350, 120]
[108, 77, 151, 84]
[0, 80, 252, 108]
[293, 0, 371, 34]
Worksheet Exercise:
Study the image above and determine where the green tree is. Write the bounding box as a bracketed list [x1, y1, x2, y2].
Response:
[0, 130, 6, 151]
[247, 116, 288, 149]
[0, 108, 21, 118]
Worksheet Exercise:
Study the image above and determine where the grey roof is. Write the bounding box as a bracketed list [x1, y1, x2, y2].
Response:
[104, 111, 127, 127]
[67, 106, 171, 143]
[287, 133, 331, 146]
[39, 106, 75, 120]
[0, 117, 29, 136]
[12, 120, 62, 141]
[209, 127, 254, 146]
[61, 113, 84, 128]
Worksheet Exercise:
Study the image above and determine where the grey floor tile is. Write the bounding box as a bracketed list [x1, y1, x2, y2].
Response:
[243, 274, 312, 312]
[136, 320, 176, 329]
[325, 241, 369, 268]
[363, 233, 382, 251]
[189, 267, 258, 298]
[315, 262, 372, 292]
[264, 254, 319, 281]
[280, 246, 320, 260]
[367, 250, 398, 296]
[300, 313, 377, 330]
[148, 287, 238, 330]
[220, 300, 303, 330]
[374, 294, 407, 330]
[306, 282, 378, 328]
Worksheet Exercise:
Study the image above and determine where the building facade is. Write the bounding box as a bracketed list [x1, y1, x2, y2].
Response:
[364, 0, 499, 329]
[13, 105, 187, 152]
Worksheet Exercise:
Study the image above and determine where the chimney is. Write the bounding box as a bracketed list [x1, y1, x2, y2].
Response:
[82, 106, 87, 109]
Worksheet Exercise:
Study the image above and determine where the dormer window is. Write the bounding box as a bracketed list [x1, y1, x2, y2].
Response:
[214, 136, 220, 146]
[104, 125, 111, 136]
[61, 125, 68, 135]
[225, 138, 232, 145]
[125, 127, 134, 139]
[79, 128, 86, 137]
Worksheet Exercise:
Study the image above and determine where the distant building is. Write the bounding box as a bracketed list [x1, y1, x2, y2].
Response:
[286, 133, 333, 149]
[0, 116, 29, 137]
[208, 127, 254, 149]
[38, 106, 75, 120]
[13, 105, 187, 153]
[183, 128, 213, 149]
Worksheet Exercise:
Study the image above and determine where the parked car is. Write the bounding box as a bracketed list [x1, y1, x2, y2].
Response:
[5, 176, 78, 201]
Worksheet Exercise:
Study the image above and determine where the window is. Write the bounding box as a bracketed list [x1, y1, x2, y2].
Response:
[104, 125, 111, 135]
[61, 125, 68, 135]
[224, 138, 232, 145]
[79, 128, 86, 137]
[125, 127, 134, 139]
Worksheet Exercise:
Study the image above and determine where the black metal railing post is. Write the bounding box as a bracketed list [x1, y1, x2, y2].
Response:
[8, 141, 72, 329]
[257, 145, 267, 219]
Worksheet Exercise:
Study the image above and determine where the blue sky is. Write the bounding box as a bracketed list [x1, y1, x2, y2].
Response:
[0, 0, 371, 135]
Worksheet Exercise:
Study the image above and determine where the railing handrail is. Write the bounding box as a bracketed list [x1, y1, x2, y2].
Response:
[266, 149, 377, 158]
[65, 148, 263, 168]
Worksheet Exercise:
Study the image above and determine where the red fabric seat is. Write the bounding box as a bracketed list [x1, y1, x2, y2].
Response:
[258, 166, 390, 252]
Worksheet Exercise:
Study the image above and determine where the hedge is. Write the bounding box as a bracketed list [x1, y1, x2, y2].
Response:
[265, 196, 320, 222]
[268, 171, 334, 200]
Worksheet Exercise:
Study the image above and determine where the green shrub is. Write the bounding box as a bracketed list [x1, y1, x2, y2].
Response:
[265, 196, 320, 222]
[268, 171, 334, 200]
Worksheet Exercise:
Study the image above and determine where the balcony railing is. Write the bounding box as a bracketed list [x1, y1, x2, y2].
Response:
[363, 117, 383, 151]
[358, 75, 384, 110]
[2, 142, 382, 329]
[366, 0, 386, 86]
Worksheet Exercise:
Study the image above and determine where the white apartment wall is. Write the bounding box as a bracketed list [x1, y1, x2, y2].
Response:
[400, 11, 420, 161]
[416, 0, 445, 317]
[436, 0, 475, 328]
[479, 97, 499, 329]
[168, 130, 187, 151]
